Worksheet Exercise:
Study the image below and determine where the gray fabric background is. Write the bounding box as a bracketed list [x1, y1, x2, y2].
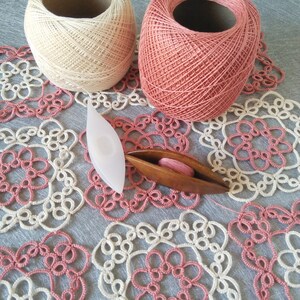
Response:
[0, 0, 300, 299]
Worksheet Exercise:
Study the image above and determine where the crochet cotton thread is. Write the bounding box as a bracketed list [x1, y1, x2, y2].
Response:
[139, 0, 261, 121]
[24, 0, 136, 92]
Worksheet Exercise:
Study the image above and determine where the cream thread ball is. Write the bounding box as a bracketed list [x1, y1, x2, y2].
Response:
[24, 0, 137, 92]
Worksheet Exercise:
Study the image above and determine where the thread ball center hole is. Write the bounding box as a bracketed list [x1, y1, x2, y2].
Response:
[173, 0, 236, 33]
[42, 0, 112, 18]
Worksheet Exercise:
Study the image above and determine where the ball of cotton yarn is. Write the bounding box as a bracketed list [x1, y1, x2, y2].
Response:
[139, 0, 261, 121]
[24, 0, 136, 92]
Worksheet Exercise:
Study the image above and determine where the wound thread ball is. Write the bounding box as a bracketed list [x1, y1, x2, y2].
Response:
[139, 0, 261, 121]
[24, 0, 136, 92]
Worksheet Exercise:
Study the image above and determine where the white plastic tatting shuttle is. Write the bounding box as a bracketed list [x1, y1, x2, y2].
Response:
[86, 102, 125, 194]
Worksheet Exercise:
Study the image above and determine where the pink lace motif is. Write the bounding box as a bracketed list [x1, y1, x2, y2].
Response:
[0, 231, 90, 300]
[132, 248, 209, 300]
[243, 33, 285, 94]
[79, 110, 200, 221]
[0, 46, 33, 62]
[227, 118, 293, 171]
[0, 147, 50, 206]
[228, 201, 300, 299]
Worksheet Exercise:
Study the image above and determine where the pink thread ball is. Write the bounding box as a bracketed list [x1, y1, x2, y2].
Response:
[139, 0, 261, 121]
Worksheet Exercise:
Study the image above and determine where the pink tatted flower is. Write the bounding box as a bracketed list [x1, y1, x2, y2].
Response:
[228, 201, 300, 300]
[0, 147, 50, 206]
[227, 118, 293, 171]
[132, 248, 208, 300]
[0, 231, 91, 300]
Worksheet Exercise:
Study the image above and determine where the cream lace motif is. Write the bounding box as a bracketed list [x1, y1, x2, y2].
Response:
[278, 231, 300, 289]
[92, 210, 241, 299]
[0, 276, 52, 299]
[75, 89, 150, 114]
[192, 91, 300, 202]
[0, 120, 84, 232]
[0, 59, 43, 101]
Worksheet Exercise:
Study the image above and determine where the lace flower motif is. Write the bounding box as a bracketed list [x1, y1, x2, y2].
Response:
[278, 231, 300, 288]
[79, 110, 200, 221]
[0, 147, 49, 206]
[0, 120, 84, 232]
[227, 118, 293, 171]
[0, 231, 90, 299]
[0, 60, 43, 100]
[0, 46, 74, 122]
[0, 276, 52, 299]
[192, 91, 300, 202]
[132, 248, 208, 300]
[228, 200, 300, 299]
[92, 210, 241, 299]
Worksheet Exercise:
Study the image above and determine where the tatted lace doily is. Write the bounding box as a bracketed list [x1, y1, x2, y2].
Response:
[92, 210, 241, 299]
[0, 46, 74, 122]
[79, 110, 201, 221]
[0, 119, 84, 232]
[0, 231, 90, 299]
[192, 91, 300, 202]
[228, 200, 300, 300]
